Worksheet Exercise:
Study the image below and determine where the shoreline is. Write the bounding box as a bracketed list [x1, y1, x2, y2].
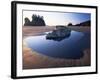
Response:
[23, 39, 90, 69]
[23, 26, 90, 37]
[22, 26, 91, 69]
[23, 45, 90, 69]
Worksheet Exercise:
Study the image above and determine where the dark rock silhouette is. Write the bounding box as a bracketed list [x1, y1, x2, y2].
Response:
[24, 14, 46, 26]
[75, 20, 91, 26]
[67, 23, 73, 26]
[24, 17, 31, 26]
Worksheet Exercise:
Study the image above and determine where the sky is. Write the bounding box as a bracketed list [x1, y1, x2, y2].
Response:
[23, 10, 91, 26]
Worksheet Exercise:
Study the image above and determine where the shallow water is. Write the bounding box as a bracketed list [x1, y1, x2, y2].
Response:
[24, 31, 90, 59]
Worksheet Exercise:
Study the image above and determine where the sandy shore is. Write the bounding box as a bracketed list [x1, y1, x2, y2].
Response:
[23, 26, 90, 37]
[23, 44, 90, 69]
[23, 26, 55, 37]
[22, 26, 91, 69]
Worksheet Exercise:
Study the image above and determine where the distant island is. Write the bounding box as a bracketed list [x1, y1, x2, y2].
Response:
[74, 20, 91, 26]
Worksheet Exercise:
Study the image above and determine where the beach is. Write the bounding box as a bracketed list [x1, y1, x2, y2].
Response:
[22, 26, 91, 69]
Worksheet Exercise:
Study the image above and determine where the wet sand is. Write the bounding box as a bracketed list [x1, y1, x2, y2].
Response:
[23, 26, 90, 37]
[23, 26, 91, 69]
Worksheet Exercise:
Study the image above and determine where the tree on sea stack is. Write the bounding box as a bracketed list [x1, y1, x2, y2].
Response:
[24, 14, 46, 26]
[31, 14, 46, 26]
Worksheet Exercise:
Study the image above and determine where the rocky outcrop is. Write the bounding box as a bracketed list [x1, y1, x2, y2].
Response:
[46, 26, 71, 41]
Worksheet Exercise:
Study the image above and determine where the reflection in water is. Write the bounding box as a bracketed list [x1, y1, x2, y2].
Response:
[24, 30, 90, 59]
